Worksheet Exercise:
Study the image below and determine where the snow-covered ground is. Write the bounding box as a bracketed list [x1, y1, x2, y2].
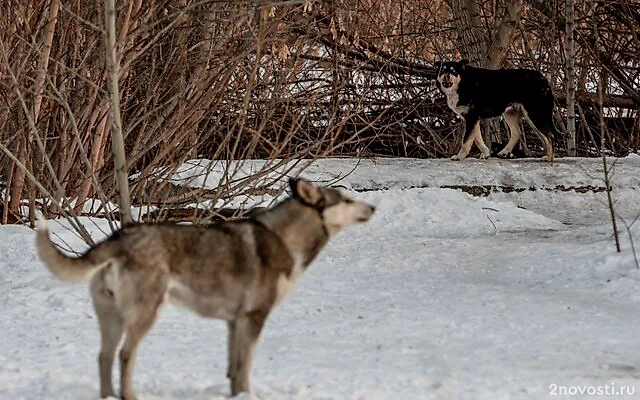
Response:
[2, 157, 640, 399]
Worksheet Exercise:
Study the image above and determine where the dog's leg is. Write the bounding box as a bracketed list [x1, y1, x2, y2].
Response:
[526, 109, 555, 162]
[452, 115, 479, 161]
[228, 309, 269, 396]
[118, 275, 168, 400]
[499, 109, 523, 158]
[540, 135, 554, 162]
[473, 124, 491, 159]
[519, 129, 533, 157]
[226, 320, 236, 380]
[92, 286, 124, 399]
[119, 306, 163, 400]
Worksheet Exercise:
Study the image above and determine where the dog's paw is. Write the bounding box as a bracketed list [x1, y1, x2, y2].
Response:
[497, 150, 514, 159]
[450, 154, 460, 161]
[541, 155, 554, 162]
[479, 152, 491, 160]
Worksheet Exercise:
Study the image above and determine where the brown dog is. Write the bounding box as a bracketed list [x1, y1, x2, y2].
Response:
[36, 178, 375, 399]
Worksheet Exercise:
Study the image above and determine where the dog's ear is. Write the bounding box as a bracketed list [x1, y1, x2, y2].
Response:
[434, 61, 441, 70]
[459, 59, 470, 70]
[290, 178, 323, 206]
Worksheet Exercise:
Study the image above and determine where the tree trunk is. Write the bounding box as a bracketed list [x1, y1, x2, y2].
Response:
[446, 0, 488, 65]
[486, 0, 523, 69]
[104, 0, 132, 224]
[565, 0, 577, 156]
[73, 109, 109, 213]
[74, 0, 139, 212]
[7, 0, 60, 218]
[484, 0, 525, 147]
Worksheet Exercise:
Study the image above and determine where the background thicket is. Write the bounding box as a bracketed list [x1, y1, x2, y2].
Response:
[1, 0, 638, 224]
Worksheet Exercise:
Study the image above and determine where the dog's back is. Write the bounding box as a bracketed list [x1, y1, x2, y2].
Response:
[458, 66, 554, 117]
[114, 221, 293, 276]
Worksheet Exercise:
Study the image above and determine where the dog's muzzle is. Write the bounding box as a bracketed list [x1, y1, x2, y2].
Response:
[357, 205, 376, 222]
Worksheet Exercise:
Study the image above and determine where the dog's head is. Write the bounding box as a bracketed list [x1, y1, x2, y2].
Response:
[434, 59, 469, 90]
[289, 178, 375, 234]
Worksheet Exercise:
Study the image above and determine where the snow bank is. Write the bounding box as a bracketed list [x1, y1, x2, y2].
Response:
[2, 158, 640, 399]
[164, 155, 640, 191]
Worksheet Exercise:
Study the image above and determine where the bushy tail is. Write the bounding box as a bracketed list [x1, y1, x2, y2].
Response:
[36, 217, 109, 283]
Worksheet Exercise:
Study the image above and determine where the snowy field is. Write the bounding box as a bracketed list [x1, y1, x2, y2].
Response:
[2, 156, 640, 399]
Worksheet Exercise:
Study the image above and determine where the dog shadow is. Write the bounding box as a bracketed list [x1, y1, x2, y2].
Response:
[43, 381, 246, 400]
[157, 383, 238, 400]
[119, 383, 268, 400]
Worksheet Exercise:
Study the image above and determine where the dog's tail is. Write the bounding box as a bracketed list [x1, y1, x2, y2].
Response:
[36, 216, 112, 283]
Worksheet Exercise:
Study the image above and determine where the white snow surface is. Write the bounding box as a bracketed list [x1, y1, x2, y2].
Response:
[168, 155, 640, 192]
[2, 157, 640, 399]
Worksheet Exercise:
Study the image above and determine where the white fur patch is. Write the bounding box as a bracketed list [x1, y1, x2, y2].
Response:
[438, 74, 468, 116]
[274, 262, 304, 307]
[167, 279, 192, 309]
[167, 279, 236, 320]
[445, 89, 469, 117]
[103, 261, 120, 292]
[322, 200, 373, 236]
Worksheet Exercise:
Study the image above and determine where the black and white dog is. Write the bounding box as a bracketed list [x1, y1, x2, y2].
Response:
[435, 59, 556, 161]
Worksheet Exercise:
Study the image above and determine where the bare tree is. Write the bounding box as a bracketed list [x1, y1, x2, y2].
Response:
[565, 0, 577, 156]
[103, 0, 132, 224]
[599, 69, 621, 253]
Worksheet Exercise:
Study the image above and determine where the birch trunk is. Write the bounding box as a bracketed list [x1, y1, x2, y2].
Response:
[104, 0, 132, 224]
[565, 0, 577, 156]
